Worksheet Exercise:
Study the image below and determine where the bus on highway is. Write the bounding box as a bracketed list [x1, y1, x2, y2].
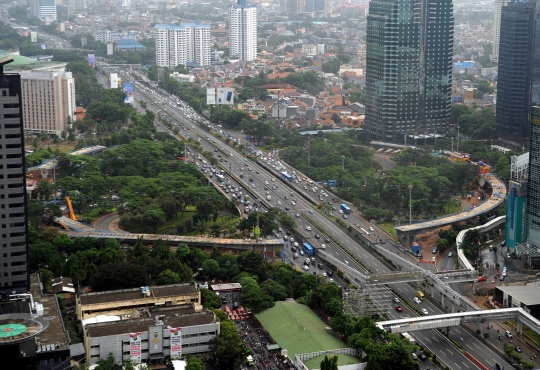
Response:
[303, 242, 315, 256]
[216, 174, 224, 181]
[281, 172, 292, 183]
[340, 204, 351, 214]
[401, 332, 416, 344]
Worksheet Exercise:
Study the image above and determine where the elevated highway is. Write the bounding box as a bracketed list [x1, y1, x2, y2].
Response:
[396, 173, 506, 248]
[377, 307, 540, 337]
[64, 230, 283, 253]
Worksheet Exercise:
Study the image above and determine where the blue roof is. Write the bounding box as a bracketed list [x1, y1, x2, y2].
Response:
[117, 39, 146, 50]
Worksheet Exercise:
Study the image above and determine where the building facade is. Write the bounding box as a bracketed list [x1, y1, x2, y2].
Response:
[506, 180, 528, 249]
[155, 23, 211, 69]
[30, 0, 57, 22]
[364, 0, 453, 143]
[494, 1, 540, 150]
[491, 0, 510, 62]
[19, 71, 76, 135]
[94, 30, 137, 44]
[229, 0, 257, 61]
[0, 57, 30, 294]
[527, 105, 540, 248]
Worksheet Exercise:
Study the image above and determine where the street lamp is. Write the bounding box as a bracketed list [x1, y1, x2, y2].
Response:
[457, 126, 460, 153]
[408, 185, 413, 224]
[341, 155, 345, 170]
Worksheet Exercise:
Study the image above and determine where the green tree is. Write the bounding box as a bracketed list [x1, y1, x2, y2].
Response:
[320, 355, 339, 370]
[156, 269, 180, 284]
[186, 356, 205, 370]
[89, 262, 150, 291]
[201, 288, 222, 309]
[209, 320, 250, 370]
[37, 180, 54, 200]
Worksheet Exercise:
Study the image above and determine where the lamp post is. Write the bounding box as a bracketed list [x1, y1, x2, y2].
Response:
[457, 126, 460, 153]
[341, 155, 345, 170]
[451, 137, 454, 152]
[307, 137, 311, 167]
[408, 185, 413, 224]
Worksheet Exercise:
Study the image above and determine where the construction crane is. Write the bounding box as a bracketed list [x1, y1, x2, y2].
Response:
[65, 195, 79, 221]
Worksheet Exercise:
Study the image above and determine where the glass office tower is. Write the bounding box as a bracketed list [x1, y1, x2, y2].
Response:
[365, 0, 453, 143]
[494, 0, 540, 150]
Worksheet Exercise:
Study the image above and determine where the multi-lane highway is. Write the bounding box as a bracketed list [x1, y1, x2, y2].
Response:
[104, 67, 524, 369]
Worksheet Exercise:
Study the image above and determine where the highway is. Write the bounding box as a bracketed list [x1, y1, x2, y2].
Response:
[107, 67, 521, 369]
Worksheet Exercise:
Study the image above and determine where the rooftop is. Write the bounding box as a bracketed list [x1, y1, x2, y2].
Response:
[85, 311, 215, 337]
[79, 284, 198, 306]
[497, 285, 540, 306]
[30, 274, 70, 351]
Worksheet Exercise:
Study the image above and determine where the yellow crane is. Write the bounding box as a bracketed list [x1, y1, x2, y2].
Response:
[65, 195, 79, 221]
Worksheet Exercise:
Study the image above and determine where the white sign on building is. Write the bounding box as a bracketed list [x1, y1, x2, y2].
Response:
[170, 327, 182, 359]
[129, 332, 142, 363]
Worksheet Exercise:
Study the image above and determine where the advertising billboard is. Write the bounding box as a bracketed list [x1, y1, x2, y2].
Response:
[216, 87, 234, 105]
[87, 54, 95, 67]
[149, 325, 163, 354]
[122, 82, 134, 104]
[107, 43, 114, 56]
[170, 327, 182, 359]
[129, 332, 142, 363]
[206, 88, 216, 105]
[110, 73, 118, 89]
[40, 44, 47, 50]
[30, 32, 37, 43]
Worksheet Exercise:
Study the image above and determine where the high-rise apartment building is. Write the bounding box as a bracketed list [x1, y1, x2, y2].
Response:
[19, 71, 76, 136]
[491, 0, 510, 62]
[229, 0, 257, 61]
[155, 23, 211, 69]
[364, 0, 454, 142]
[30, 0, 57, 22]
[494, 0, 540, 150]
[0, 56, 30, 294]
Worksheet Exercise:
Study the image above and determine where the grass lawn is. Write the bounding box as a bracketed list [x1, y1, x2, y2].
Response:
[255, 301, 347, 359]
[53, 143, 77, 153]
[303, 354, 361, 369]
[377, 221, 398, 242]
[156, 210, 196, 234]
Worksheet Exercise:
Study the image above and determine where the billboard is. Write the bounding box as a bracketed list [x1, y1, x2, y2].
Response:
[30, 32, 37, 43]
[149, 325, 163, 354]
[206, 88, 216, 105]
[129, 332, 142, 363]
[170, 327, 182, 359]
[122, 82, 134, 104]
[216, 87, 234, 105]
[87, 54, 95, 67]
[454, 61, 475, 69]
[40, 44, 47, 50]
[110, 73, 118, 89]
[107, 43, 114, 56]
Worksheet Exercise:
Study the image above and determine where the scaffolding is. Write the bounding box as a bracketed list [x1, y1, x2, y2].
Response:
[342, 285, 392, 318]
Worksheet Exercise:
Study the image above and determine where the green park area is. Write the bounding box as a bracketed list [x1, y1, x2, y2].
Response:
[303, 353, 360, 369]
[255, 301, 351, 359]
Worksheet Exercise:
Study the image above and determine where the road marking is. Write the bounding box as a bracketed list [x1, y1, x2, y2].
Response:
[453, 364, 461, 369]
[424, 337, 431, 343]
[472, 343, 480, 350]
[447, 349, 453, 354]
[462, 362, 469, 368]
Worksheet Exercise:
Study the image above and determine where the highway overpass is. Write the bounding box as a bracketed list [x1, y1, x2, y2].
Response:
[396, 173, 506, 248]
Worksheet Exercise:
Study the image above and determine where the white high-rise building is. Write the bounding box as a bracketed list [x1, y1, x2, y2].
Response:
[18, 71, 76, 135]
[492, 0, 510, 62]
[155, 23, 211, 69]
[229, 0, 257, 61]
[30, 0, 57, 22]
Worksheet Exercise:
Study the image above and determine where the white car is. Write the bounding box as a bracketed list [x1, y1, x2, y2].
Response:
[339, 209, 344, 214]
[421, 308, 428, 315]
[306, 226, 312, 231]
[413, 297, 421, 304]
[328, 278, 334, 283]
[303, 265, 309, 271]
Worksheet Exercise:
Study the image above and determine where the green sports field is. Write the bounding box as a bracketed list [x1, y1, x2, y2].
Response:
[255, 301, 348, 359]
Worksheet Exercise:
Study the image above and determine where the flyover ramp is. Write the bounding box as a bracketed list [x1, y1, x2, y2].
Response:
[395, 173, 506, 248]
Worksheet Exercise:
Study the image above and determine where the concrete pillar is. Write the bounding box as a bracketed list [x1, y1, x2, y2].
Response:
[441, 293, 445, 306]
[517, 320, 523, 335]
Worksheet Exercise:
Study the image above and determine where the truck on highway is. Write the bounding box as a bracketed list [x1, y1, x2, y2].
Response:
[416, 290, 425, 301]
[401, 332, 416, 344]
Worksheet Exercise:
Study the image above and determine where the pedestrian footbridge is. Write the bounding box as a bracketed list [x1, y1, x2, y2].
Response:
[377, 307, 540, 336]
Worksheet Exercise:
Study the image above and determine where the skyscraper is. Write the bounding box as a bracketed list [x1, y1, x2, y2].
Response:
[527, 105, 540, 247]
[364, 0, 453, 142]
[491, 0, 510, 62]
[155, 23, 211, 69]
[0, 56, 30, 294]
[229, 0, 257, 61]
[30, 0, 57, 22]
[494, 0, 540, 150]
